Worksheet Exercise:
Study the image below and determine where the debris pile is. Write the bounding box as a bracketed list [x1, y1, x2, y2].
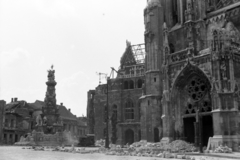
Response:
[102, 140, 196, 159]
[214, 145, 232, 153]
[167, 140, 197, 152]
[95, 139, 105, 147]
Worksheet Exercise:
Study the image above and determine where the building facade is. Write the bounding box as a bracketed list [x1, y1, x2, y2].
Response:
[2, 98, 33, 145]
[88, 0, 240, 150]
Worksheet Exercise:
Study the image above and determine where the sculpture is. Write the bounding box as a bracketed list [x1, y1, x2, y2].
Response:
[36, 115, 43, 126]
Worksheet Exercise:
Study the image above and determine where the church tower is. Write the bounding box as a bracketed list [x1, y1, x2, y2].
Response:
[140, 0, 164, 142]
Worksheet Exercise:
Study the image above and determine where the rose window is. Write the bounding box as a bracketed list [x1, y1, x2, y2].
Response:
[187, 77, 207, 102]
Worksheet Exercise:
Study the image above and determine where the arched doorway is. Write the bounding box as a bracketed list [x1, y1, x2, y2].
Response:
[125, 129, 134, 145]
[171, 64, 213, 147]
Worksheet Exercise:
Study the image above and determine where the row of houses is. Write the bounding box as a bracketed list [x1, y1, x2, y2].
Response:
[0, 98, 87, 145]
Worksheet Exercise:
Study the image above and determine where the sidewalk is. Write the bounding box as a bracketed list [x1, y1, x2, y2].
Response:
[187, 152, 240, 159]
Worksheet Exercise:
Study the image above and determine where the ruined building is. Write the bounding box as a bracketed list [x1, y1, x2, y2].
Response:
[87, 0, 240, 150]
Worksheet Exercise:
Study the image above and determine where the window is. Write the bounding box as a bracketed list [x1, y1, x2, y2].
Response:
[125, 100, 134, 120]
[5, 119, 8, 127]
[112, 105, 117, 118]
[154, 77, 156, 82]
[124, 81, 129, 89]
[129, 80, 134, 89]
[103, 105, 107, 122]
[137, 79, 143, 88]
[11, 119, 14, 128]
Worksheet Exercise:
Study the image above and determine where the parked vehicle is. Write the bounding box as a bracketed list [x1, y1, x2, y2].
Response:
[78, 134, 95, 147]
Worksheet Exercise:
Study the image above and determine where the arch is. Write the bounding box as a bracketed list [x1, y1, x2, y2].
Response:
[137, 79, 143, 88]
[170, 62, 213, 145]
[172, 62, 211, 90]
[125, 129, 134, 145]
[129, 80, 134, 89]
[125, 99, 134, 120]
[124, 81, 129, 89]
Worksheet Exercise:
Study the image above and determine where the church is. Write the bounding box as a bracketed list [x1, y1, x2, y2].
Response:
[87, 0, 240, 151]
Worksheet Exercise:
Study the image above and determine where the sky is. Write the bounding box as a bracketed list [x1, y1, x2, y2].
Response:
[0, 0, 146, 116]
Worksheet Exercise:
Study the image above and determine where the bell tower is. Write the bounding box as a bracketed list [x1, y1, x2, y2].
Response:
[140, 0, 164, 142]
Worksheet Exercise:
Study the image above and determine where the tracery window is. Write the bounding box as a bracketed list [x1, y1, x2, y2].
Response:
[125, 100, 134, 120]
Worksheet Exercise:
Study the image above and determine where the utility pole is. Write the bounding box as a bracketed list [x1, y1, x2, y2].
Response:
[99, 67, 120, 149]
[105, 76, 110, 148]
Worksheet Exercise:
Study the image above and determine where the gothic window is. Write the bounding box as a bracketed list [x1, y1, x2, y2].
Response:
[125, 99, 134, 120]
[137, 79, 143, 88]
[212, 30, 218, 51]
[129, 80, 134, 89]
[172, 0, 179, 25]
[187, 77, 207, 102]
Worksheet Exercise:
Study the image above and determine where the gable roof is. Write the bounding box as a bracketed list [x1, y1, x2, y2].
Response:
[58, 105, 77, 121]
[29, 100, 77, 121]
[120, 40, 137, 67]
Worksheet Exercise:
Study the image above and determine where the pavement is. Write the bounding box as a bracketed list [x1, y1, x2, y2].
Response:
[187, 152, 240, 159]
[1, 146, 240, 160]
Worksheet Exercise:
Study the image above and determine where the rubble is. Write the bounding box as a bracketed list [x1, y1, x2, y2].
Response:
[101, 140, 197, 159]
[214, 145, 233, 153]
[95, 139, 105, 147]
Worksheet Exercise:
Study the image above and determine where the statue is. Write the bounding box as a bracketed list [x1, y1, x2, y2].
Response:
[43, 116, 47, 125]
[36, 115, 43, 126]
[220, 60, 227, 79]
[47, 65, 55, 81]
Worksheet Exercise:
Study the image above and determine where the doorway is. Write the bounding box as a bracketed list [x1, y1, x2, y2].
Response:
[183, 117, 195, 143]
[154, 128, 160, 142]
[125, 129, 134, 145]
[15, 134, 18, 142]
[202, 115, 213, 147]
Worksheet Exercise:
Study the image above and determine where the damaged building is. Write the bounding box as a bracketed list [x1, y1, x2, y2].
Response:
[87, 0, 240, 151]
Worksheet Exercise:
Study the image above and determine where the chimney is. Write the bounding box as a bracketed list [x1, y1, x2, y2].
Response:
[14, 98, 18, 102]
[11, 98, 14, 102]
[68, 108, 71, 112]
[60, 103, 63, 106]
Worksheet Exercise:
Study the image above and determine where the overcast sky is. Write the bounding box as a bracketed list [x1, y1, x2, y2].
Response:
[0, 0, 146, 116]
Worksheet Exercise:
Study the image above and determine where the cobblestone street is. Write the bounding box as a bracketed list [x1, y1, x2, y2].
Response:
[0, 146, 237, 160]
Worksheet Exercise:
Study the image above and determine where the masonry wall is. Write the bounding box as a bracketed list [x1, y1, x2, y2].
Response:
[0, 100, 6, 144]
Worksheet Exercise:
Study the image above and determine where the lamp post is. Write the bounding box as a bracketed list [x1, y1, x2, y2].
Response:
[194, 101, 203, 153]
[105, 76, 110, 148]
[104, 67, 120, 149]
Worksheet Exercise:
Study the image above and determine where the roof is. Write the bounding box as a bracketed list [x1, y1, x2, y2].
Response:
[5, 100, 31, 111]
[120, 41, 137, 67]
[77, 118, 87, 127]
[28, 100, 44, 110]
[29, 100, 77, 121]
[58, 105, 77, 121]
[120, 41, 145, 68]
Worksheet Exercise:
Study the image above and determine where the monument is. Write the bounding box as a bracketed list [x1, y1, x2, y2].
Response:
[15, 66, 76, 146]
[35, 65, 63, 134]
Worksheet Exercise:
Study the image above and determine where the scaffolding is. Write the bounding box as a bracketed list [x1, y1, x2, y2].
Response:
[131, 43, 145, 64]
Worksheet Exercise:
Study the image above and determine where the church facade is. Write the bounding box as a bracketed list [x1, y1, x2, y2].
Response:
[87, 0, 240, 150]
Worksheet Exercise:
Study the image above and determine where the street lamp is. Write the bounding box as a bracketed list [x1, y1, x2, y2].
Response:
[104, 67, 121, 149]
[105, 76, 110, 148]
